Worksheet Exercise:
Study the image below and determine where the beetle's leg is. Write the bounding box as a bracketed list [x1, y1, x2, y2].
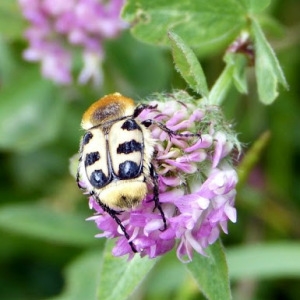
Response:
[92, 194, 137, 253]
[150, 164, 167, 231]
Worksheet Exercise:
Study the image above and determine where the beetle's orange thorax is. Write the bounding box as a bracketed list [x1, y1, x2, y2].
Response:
[81, 93, 135, 130]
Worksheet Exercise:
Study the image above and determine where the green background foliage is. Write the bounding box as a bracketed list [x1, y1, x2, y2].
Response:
[0, 0, 300, 299]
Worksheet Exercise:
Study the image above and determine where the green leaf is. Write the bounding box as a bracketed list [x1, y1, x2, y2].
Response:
[0, 203, 98, 247]
[251, 18, 288, 104]
[122, 0, 247, 54]
[186, 240, 232, 300]
[97, 240, 158, 300]
[48, 250, 101, 300]
[168, 31, 209, 97]
[0, 67, 65, 152]
[240, 0, 271, 13]
[0, 0, 25, 39]
[143, 253, 187, 299]
[69, 153, 80, 179]
[227, 242, 300, 280]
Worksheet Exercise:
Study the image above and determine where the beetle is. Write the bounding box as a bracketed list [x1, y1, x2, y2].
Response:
[77, 93, 198, 252]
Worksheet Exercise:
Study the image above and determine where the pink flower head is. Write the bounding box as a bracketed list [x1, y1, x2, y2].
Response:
[19, 0, 127, 84]
[80, 91, 240, 262]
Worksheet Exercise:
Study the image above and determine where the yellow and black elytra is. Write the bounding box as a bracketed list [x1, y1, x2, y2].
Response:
[77, 93, 199, 252]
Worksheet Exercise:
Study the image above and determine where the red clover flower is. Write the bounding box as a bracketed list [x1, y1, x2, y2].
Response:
[82, 91, 240, 262]
[18, 0, 127, 84]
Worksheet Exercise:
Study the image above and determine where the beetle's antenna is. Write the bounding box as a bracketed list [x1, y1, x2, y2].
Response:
[142, 119, 201, 140]
[133, 103, 158, 118]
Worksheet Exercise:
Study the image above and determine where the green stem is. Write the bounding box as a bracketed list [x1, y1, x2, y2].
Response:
[208, 64, 234, 106]
[237, 130, 271, 189]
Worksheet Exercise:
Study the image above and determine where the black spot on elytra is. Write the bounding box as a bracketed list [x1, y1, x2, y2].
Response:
[119, 161, 140, 179]
[90, 170, 108, 188]
[85, 152, 100, 166]
[117, 140, 142, 154]
[121, 119, 141, 131]
[83, 132, 93, 145]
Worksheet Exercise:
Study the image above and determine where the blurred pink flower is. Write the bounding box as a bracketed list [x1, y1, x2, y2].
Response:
[19, 0, 127, 84]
